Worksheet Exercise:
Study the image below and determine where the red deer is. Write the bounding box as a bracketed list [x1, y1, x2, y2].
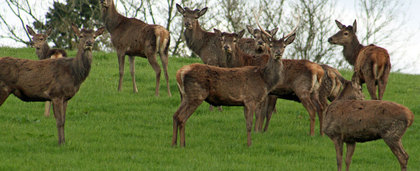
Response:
[26, 25, 68, 117]
[101, 0, 171, 96]
[252, 16, 325, 136]
[176, 4, 226, 67]
[236, 26, 275, 56]
[323, 81, 414, 171]
[328, 20, 391, 100]
[171, 24, 298, 147]
[0, 25, 104, 145]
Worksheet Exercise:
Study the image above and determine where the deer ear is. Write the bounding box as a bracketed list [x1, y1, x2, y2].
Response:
[335, 20, 345, 29]
[71, 24, 81, 37]
[238, 29, 245, 39]
[269, 28, 278, 36]
[246, 25, 254, 36]
[26, 25, 36, 36]
[176, 4, 184, 14]
[95, 27, 105, 37]
[352, 19, 357, 33]
[285, 33, 296, 45]
[213, 28, 222, 37]
[198, 7, 208, 17]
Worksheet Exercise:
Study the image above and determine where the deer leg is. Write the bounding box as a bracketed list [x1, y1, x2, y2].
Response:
[298, 92, 317, 136]
[52, 98, 65, 145]
[365, 76, 378, 100]
[384, 139, 409, 171]
[128, 56, 138, 93]
[311, 92, 324, 136]
[333, 138, 344, 171]
[44, 101, 51, 117]
[345, 142, 356, 171]
[378, 77, 388, 100]
[178, 100, 204, 147]
[158, 51, 171, 97]
[254, 97, 267, 132]
[244, 103, 256, 147]
[146, 54, 161, 96]
[264, 95, 277, 132]
[0, 86, 11, 106]
[117, 52, 126, 92]
[172, 101, 188, 146]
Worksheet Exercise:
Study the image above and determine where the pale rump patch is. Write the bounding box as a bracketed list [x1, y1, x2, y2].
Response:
[156, 36, 161, 53]
[50, 53, 63, 59]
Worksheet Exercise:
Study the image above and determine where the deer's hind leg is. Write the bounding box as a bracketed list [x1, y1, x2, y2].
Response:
[117, 52, 126, 92]
[129, 56, 138, 93]
[146, 52, 162, 96]
[158, 50, 171, 97]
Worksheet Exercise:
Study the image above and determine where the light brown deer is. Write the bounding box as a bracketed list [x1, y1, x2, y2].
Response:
[26, 25, 68, 117]
[172, 24, 298, 147]
[0, 25, 104, 145]
[101, 0, 171, 96]
[251, 16, 325, 135]
[328, 20, 391, 100]
[323, 81, 414, 171]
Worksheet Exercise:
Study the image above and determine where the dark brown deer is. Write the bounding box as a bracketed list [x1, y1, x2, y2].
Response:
[328, 20, 391, 100]
[251, 16, 325, 135]
[101, 0, 171, 96]
[172, 24, 298, 147]
[26, 25, 68, 117]
[323, 81, 414, 171]
[0, 25, 104, 145]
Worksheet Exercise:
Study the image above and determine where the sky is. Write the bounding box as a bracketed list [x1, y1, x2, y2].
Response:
[0, 0, 419, 74]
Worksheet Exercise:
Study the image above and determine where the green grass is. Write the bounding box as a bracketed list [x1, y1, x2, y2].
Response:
[0, 47, 419, 170]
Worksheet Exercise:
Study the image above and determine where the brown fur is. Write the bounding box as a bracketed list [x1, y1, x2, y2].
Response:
[171, 28, 297, 147]
[0, 25, 104, 145]
[257, 59, 325, 136]
[323, 81, 414, 171]
[328, 20, 391, 100]
[101, 0, 171, 96]
[26, 25, 68, 117]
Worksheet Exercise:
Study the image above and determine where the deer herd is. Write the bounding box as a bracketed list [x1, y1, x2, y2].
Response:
[0, 1, 414, 170]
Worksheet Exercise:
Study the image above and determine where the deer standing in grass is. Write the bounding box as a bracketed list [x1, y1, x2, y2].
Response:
[172, 23, 298, 147]
[0, 25, 104, 145]
[328, 20, 391, 100]
[26, 25, 68, 117]
[101, 0, 171, 96]
[323, 81, 413, 171]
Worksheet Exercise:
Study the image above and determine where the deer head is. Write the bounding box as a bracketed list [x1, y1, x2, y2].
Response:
[176, 4, 208, 30]
[246, 26, 278, 53]
[214, 29, 245, 54]
[335, 81, 365, 101]
[328, 20, 358, 45]
[254, 11, 298, 60]
[26, 25, 52, 50]
[100, 0, 112, 8]
[71, 24, 105, 50]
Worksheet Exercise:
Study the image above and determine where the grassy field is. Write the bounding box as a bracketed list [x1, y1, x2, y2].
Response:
[0, 47, 419, 170]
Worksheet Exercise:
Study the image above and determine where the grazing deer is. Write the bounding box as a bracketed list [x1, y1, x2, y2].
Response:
[26, 25, 68, 117]
[172, 24, 298, 147]
[251, 16, 325, 136]
[328, 20, 391, 100]
[101, 0, 171, 96]
[0, 25, 104, 145]
[323, 81, 414, 171]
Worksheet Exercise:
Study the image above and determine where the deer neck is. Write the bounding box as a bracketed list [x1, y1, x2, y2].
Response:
[102, 2, 124, 34]
[261, 57, 283, 91]
[72, 47, 93, 85]
[36, 43, 50, 60]
[342, 38, 364, 66]
[183, 21, 207, 54]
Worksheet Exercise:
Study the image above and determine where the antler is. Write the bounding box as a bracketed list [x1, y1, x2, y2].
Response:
[253, 9, 273, 39]
[283, 15, 301, 39]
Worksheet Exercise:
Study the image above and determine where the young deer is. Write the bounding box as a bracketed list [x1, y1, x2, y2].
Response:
[0, 25, 104, 145]
[26, 25, 68, 117]
[101, 0, 171, 96]
[172, 25, 298, 147]
[328, 20, 391, 100]
[323, 81, 414, 171]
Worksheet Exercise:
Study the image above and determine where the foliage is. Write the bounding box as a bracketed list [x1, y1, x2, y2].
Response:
[0, 48, 419, 170]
